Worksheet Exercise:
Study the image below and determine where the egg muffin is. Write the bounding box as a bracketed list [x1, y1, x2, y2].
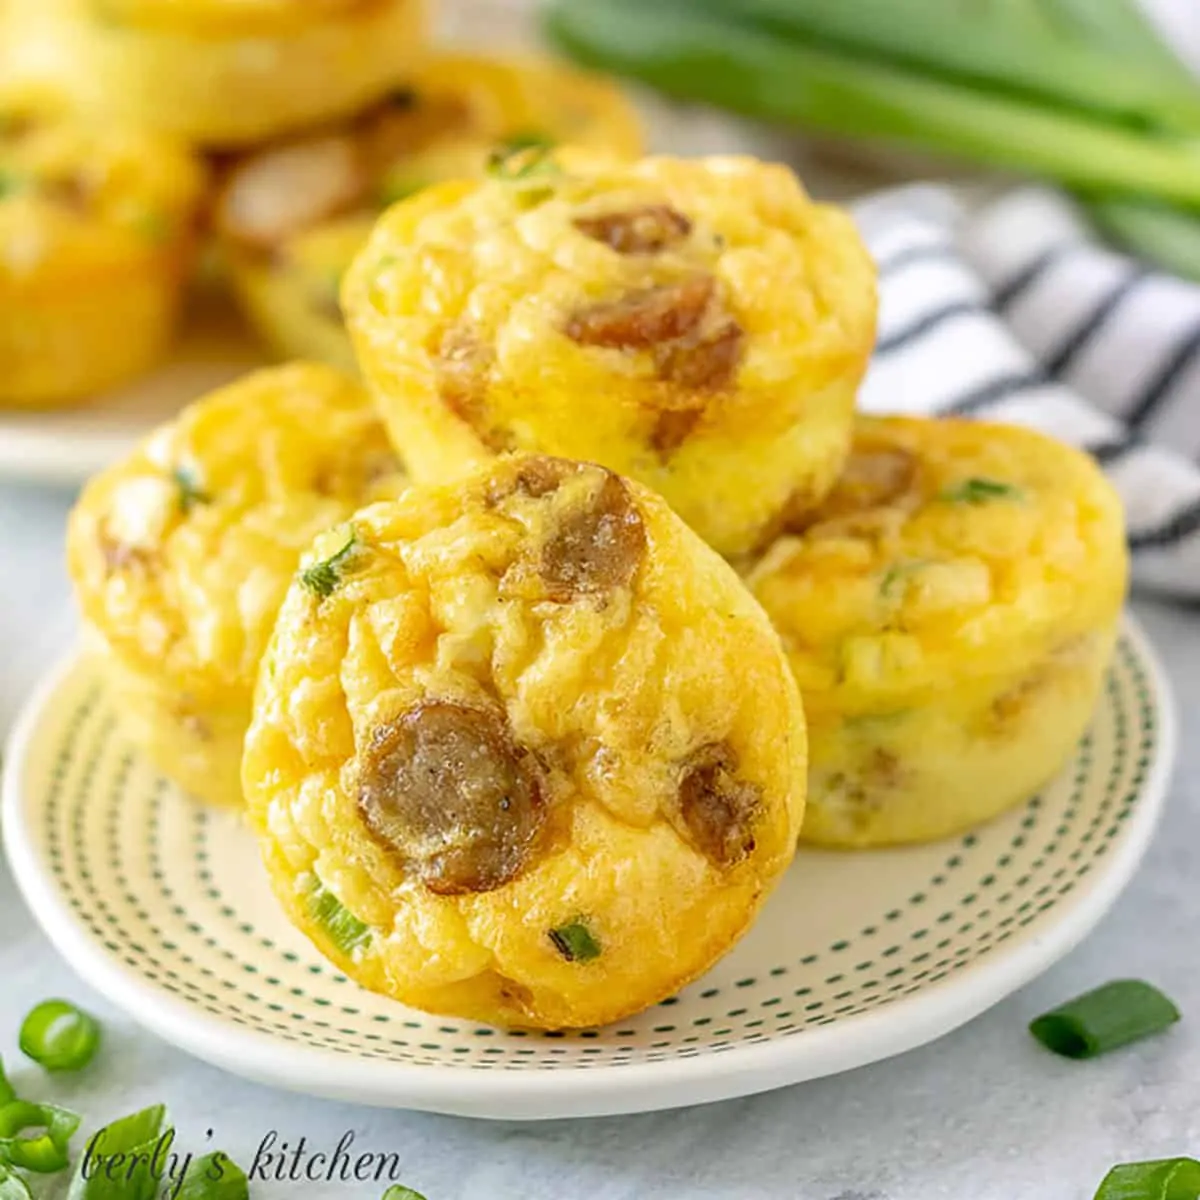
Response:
[342, 151, 877, 557]
[67, 363, 406, 808]
[214, 54, 644, 373]
[745, 417, 1128, 849]
[242, 454, 806, 1029]
[0, 93, 205, 407]
[10, 0, 427, 147]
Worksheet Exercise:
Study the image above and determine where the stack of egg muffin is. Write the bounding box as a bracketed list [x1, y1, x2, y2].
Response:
[37, 2, 1129, 1031]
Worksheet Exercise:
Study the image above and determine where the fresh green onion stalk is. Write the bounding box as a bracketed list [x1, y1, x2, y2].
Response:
[685, 0, 1200, 133]
[544, 0, 1200, 209]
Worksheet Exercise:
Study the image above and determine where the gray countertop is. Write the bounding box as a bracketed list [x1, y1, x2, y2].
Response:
[0, 476, 1198, 1200]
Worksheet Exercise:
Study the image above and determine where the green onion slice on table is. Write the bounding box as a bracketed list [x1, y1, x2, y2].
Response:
[1030, 979, 1181, 1059]
[68, 1104, 168, 1200]
[0, 1059, 14, 1108]
[382, 1187, 429, 1200]
[0, 1164, 32, 1200]
[1094, 1157, 1200, 1200]
[176, 1152, 249, 1200]
[19, 1000, 101, 1072]
[0, 1100, 80, 1173]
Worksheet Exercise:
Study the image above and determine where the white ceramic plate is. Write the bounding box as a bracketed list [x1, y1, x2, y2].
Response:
[1, 618, 1175, 1120]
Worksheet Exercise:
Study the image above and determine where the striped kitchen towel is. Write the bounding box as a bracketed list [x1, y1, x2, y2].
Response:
[854, 185, 1200, 600]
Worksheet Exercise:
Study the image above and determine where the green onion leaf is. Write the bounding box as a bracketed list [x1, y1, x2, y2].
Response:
[176, 1152, 249, 1200]
[549, 918, 602, 963]
[1094, 1157, 1200, 1200]
[939, 477, 1021, 505]
[19, 999, 101, 1072]
[172, 467, 211, 516]
[67, 1105, 169, 1200]
[382, 1187, 429, 1200]
[0, 1164, 32, 1200]
[0, 1100, 80, 1173]
[299, 530, 359, 599]
[0, 1059, 15, 1108]
[307, 878, 372, 956]
[1030, 979, 1181, 1059]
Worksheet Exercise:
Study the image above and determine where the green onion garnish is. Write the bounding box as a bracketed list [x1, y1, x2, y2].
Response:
[172, 467, 211, 516]
[19, 999, 101, 1072]
[299, 530, 359, 599]
[1094, 1157, 1200, 1200]
[307, 879, 372, 956]
[376, 176, 430, 207]
[549, 918, 602, 963]
[0, 1100, 80, 1173]
[176, 1152, 249, 1200]
[67, 1105, 168, 1200]
[879, 560, 928, 599]
[0, 170, 27, 200]
[0, 1059, 14, 1107]
[939, 477, 1021, 504]
[496, 130, 556, 156]
[0, 1164, 31, 1200]
[486, 141, 561, 184]
[1030, 979, 1181, 1060]
[382, 1188, 429, 1200]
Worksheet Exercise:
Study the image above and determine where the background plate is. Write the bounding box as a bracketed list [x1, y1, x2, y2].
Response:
[2, 618, 1175, 1120]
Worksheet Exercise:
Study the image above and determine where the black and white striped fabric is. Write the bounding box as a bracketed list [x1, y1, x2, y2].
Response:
[854, 185, 1200, 600]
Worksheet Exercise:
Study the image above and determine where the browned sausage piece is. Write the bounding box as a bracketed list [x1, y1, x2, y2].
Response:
[790, 446, 920, 534]
[574, 205, 693, 255]
[540, 470, 646, 602]
[564, 277, 713, 350]
[216, 135, 368, 251]
[655, 319, 744, 392]
[358, 701, 547, 896]
[433, 325, 514, 451]
[675, 741, 762, 868]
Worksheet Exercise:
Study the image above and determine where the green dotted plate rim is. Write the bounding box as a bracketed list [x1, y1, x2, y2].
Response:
[0, 616, 1176, 1120]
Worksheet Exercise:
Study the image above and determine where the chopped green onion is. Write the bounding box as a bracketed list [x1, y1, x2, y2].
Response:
[0, 1100, 80, 1173]
[496, 130, 556, 156]
[376, 176, 430, 207]
[549, 918, 602, 963]
[879, 560, 927, 598]
[307, 879, 372, 956]
[1030, 979, 1181, 1059]
[939, 477, 1021, 504]
[1094, 1157, 1200, 1200]
[67, 1105, 169, 1200]
[486, 141, 561, 184]
[0, 1164, 31, 1200]
[176, 1152, 248, 1200]
[19, 999, 101, 1072]
[172, 468, 211, 516]
[382, 1188, 428, 1200]
[0, 1060, 15, 1108]
[299, 530, 359, 599]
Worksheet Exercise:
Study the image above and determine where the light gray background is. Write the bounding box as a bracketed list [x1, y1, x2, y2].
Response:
[3, 1, 1200, 1195]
